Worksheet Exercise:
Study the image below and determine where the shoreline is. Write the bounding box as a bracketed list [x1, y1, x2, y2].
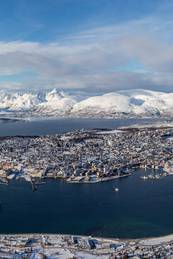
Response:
[66, 173, 131, 184]
[1, 232, 173, 258]
[1, 231, 173, 244]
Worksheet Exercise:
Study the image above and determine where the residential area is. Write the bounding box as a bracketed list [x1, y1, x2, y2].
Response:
[0, 126, 172, 185]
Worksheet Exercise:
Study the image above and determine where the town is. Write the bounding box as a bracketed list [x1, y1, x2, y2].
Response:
[1, 233, 173, 258]
[0, 126, 173, 186]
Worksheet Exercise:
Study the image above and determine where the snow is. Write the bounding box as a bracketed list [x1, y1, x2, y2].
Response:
[37, 89, 77, 114]
[0, 88, 172, 117]
[76, 252, 109, 258]
[0, 92, 41, 111]
[72, 92, 130, 114]
[96, 129, 123, 134]
[139, 234, 173, 246]
[72, 89, 173, 116]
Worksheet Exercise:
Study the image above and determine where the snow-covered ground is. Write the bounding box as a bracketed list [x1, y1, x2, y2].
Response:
[139, 234, 173, 246]
[0, 89, 173, 118]
[1, 233, 173, 258]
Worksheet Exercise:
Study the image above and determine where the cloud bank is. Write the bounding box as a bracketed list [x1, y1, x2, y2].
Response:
[1, 4, 173, 93]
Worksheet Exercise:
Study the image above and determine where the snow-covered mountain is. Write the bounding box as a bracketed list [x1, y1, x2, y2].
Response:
[72, 89, 173, 117]
[0, 92, 41, 111]
[35, 89, 77, 115]
[0, 89, 172, 118]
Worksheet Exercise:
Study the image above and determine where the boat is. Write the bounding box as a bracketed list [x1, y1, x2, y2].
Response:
[140, 176, 148, 180]
[148, 174, 154, 179]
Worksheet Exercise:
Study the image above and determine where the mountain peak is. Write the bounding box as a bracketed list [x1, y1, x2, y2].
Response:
[0, 89, 172, 117]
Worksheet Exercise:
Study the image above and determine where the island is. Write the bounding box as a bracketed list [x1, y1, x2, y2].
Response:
[0, 125, 173, 186]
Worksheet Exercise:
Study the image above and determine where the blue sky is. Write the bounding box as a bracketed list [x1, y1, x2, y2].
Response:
[0, 0, 173, 92]
[0, 0, 158, 42]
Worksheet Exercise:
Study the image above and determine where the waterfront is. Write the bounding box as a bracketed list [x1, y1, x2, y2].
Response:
[2, 233, 173, 258]
[0, 126, 172, 183]
[0, 169, 173, 238]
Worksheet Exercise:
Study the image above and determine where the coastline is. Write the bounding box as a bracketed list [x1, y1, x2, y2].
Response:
[1, 232, 173, 244]
[1, 232, 173, 258]
[66, 173, 131, 184]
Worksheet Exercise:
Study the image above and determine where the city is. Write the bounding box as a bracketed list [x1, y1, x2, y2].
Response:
[1, 0, 173, 257]
[0, 126, 172, 185]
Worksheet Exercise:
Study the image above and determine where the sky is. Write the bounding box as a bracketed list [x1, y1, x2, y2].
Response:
[0, 0, 173, 93]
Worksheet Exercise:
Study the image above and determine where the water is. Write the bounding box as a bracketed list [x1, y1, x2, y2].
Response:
[0, 170, 173, 238]
[0, 117, 165, 136]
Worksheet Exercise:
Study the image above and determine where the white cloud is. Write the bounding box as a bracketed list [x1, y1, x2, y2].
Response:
[0, 10, 173, 92]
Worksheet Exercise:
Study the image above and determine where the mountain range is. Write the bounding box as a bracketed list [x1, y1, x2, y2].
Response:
[0, 89, 172, 118]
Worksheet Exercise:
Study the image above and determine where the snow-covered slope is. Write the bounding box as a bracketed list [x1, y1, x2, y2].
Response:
[0, 89, 77, 115]
[72, 93, 130, 114]
[72, 89, 173, 117]
[0, 89, 172, 117]
[0, 92, 41, 111]
[36, 89, 77, 115]
[123, 89, 173, 115]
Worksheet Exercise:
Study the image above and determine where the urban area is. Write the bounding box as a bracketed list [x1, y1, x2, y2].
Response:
[0, 126, 173, 187]
[1, 233, 173, 258]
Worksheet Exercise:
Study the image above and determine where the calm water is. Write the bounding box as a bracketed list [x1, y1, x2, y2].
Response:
[0, 117, 165, 136]
[0, 170, 173, 238]
[0, 117, 172, 238]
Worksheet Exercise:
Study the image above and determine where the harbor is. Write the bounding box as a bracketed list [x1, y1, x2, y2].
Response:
[0, 170, 173, 238]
